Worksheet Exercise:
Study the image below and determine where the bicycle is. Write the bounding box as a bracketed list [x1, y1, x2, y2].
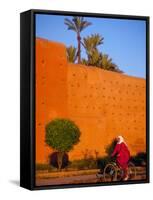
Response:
[96, 161, 136, 182]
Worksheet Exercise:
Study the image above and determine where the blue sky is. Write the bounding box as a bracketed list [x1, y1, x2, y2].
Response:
[36, 14, 146, 78]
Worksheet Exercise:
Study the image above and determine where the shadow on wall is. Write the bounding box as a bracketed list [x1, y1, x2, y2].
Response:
[49, 152, 69, 169]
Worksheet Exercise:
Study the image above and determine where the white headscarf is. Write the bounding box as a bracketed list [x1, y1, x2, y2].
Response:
[117, 135, 127, 145]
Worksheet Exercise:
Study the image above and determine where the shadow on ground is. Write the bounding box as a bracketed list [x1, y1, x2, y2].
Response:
[9, 180, 20, 186]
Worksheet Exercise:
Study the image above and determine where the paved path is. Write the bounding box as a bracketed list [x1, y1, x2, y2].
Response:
[36, 168, 146, 186]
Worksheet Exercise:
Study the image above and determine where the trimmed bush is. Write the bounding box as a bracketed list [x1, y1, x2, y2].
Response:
[45, 118, 81, 170]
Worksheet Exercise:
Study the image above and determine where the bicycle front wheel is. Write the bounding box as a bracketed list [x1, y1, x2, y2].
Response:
[103, 163, 117, 182]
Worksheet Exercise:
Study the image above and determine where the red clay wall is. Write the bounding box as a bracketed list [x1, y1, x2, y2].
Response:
[36, 38, 68, 162]
[36, 38, 146, 163]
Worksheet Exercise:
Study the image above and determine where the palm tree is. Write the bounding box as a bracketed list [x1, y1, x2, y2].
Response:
[83, 33, 104, 53]
[81, 34, 123, 73]
[82, 49, 101, 66]
[82, 34, 104, 66]
[66, 46, 77, 63]
[64, 17, 92, 64]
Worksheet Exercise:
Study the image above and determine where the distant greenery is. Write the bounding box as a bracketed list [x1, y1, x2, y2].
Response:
[64, 17, 123, 73]
[45, 119, 81, 171]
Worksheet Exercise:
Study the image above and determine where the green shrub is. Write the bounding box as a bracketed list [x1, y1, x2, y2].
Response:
[131, 152, 147, 166]
[36, 164, 56, 171]
[69, 159, 97, 170]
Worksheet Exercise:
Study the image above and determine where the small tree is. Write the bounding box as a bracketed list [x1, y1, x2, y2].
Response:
[45, 119, 81, 171]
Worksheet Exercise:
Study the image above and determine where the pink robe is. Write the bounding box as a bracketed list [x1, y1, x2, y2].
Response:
[111, 142, 130, 169]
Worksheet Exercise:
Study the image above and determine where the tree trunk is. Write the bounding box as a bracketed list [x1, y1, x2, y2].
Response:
[57, 152, 64, 171]
[77, 33, 81, 64]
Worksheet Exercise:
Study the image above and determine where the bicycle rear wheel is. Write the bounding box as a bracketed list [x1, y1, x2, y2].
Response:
[103, 163, 117, 182]
[128, 162, 136, 180]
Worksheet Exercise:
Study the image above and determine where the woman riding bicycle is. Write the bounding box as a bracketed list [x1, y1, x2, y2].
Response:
[111, 136, 130, 181]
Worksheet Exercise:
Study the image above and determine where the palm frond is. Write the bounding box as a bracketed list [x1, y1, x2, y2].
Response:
[83, 33, 104, 52]
[100, 54, 122, 73]
[66, 46, 77, 63]
[64, 18, 77, 32]
[80, 21, 92, 32]
[65, 17, 92, 33]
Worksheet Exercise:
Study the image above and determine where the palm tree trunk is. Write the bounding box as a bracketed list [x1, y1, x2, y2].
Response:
[77, 33, 81, 64]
